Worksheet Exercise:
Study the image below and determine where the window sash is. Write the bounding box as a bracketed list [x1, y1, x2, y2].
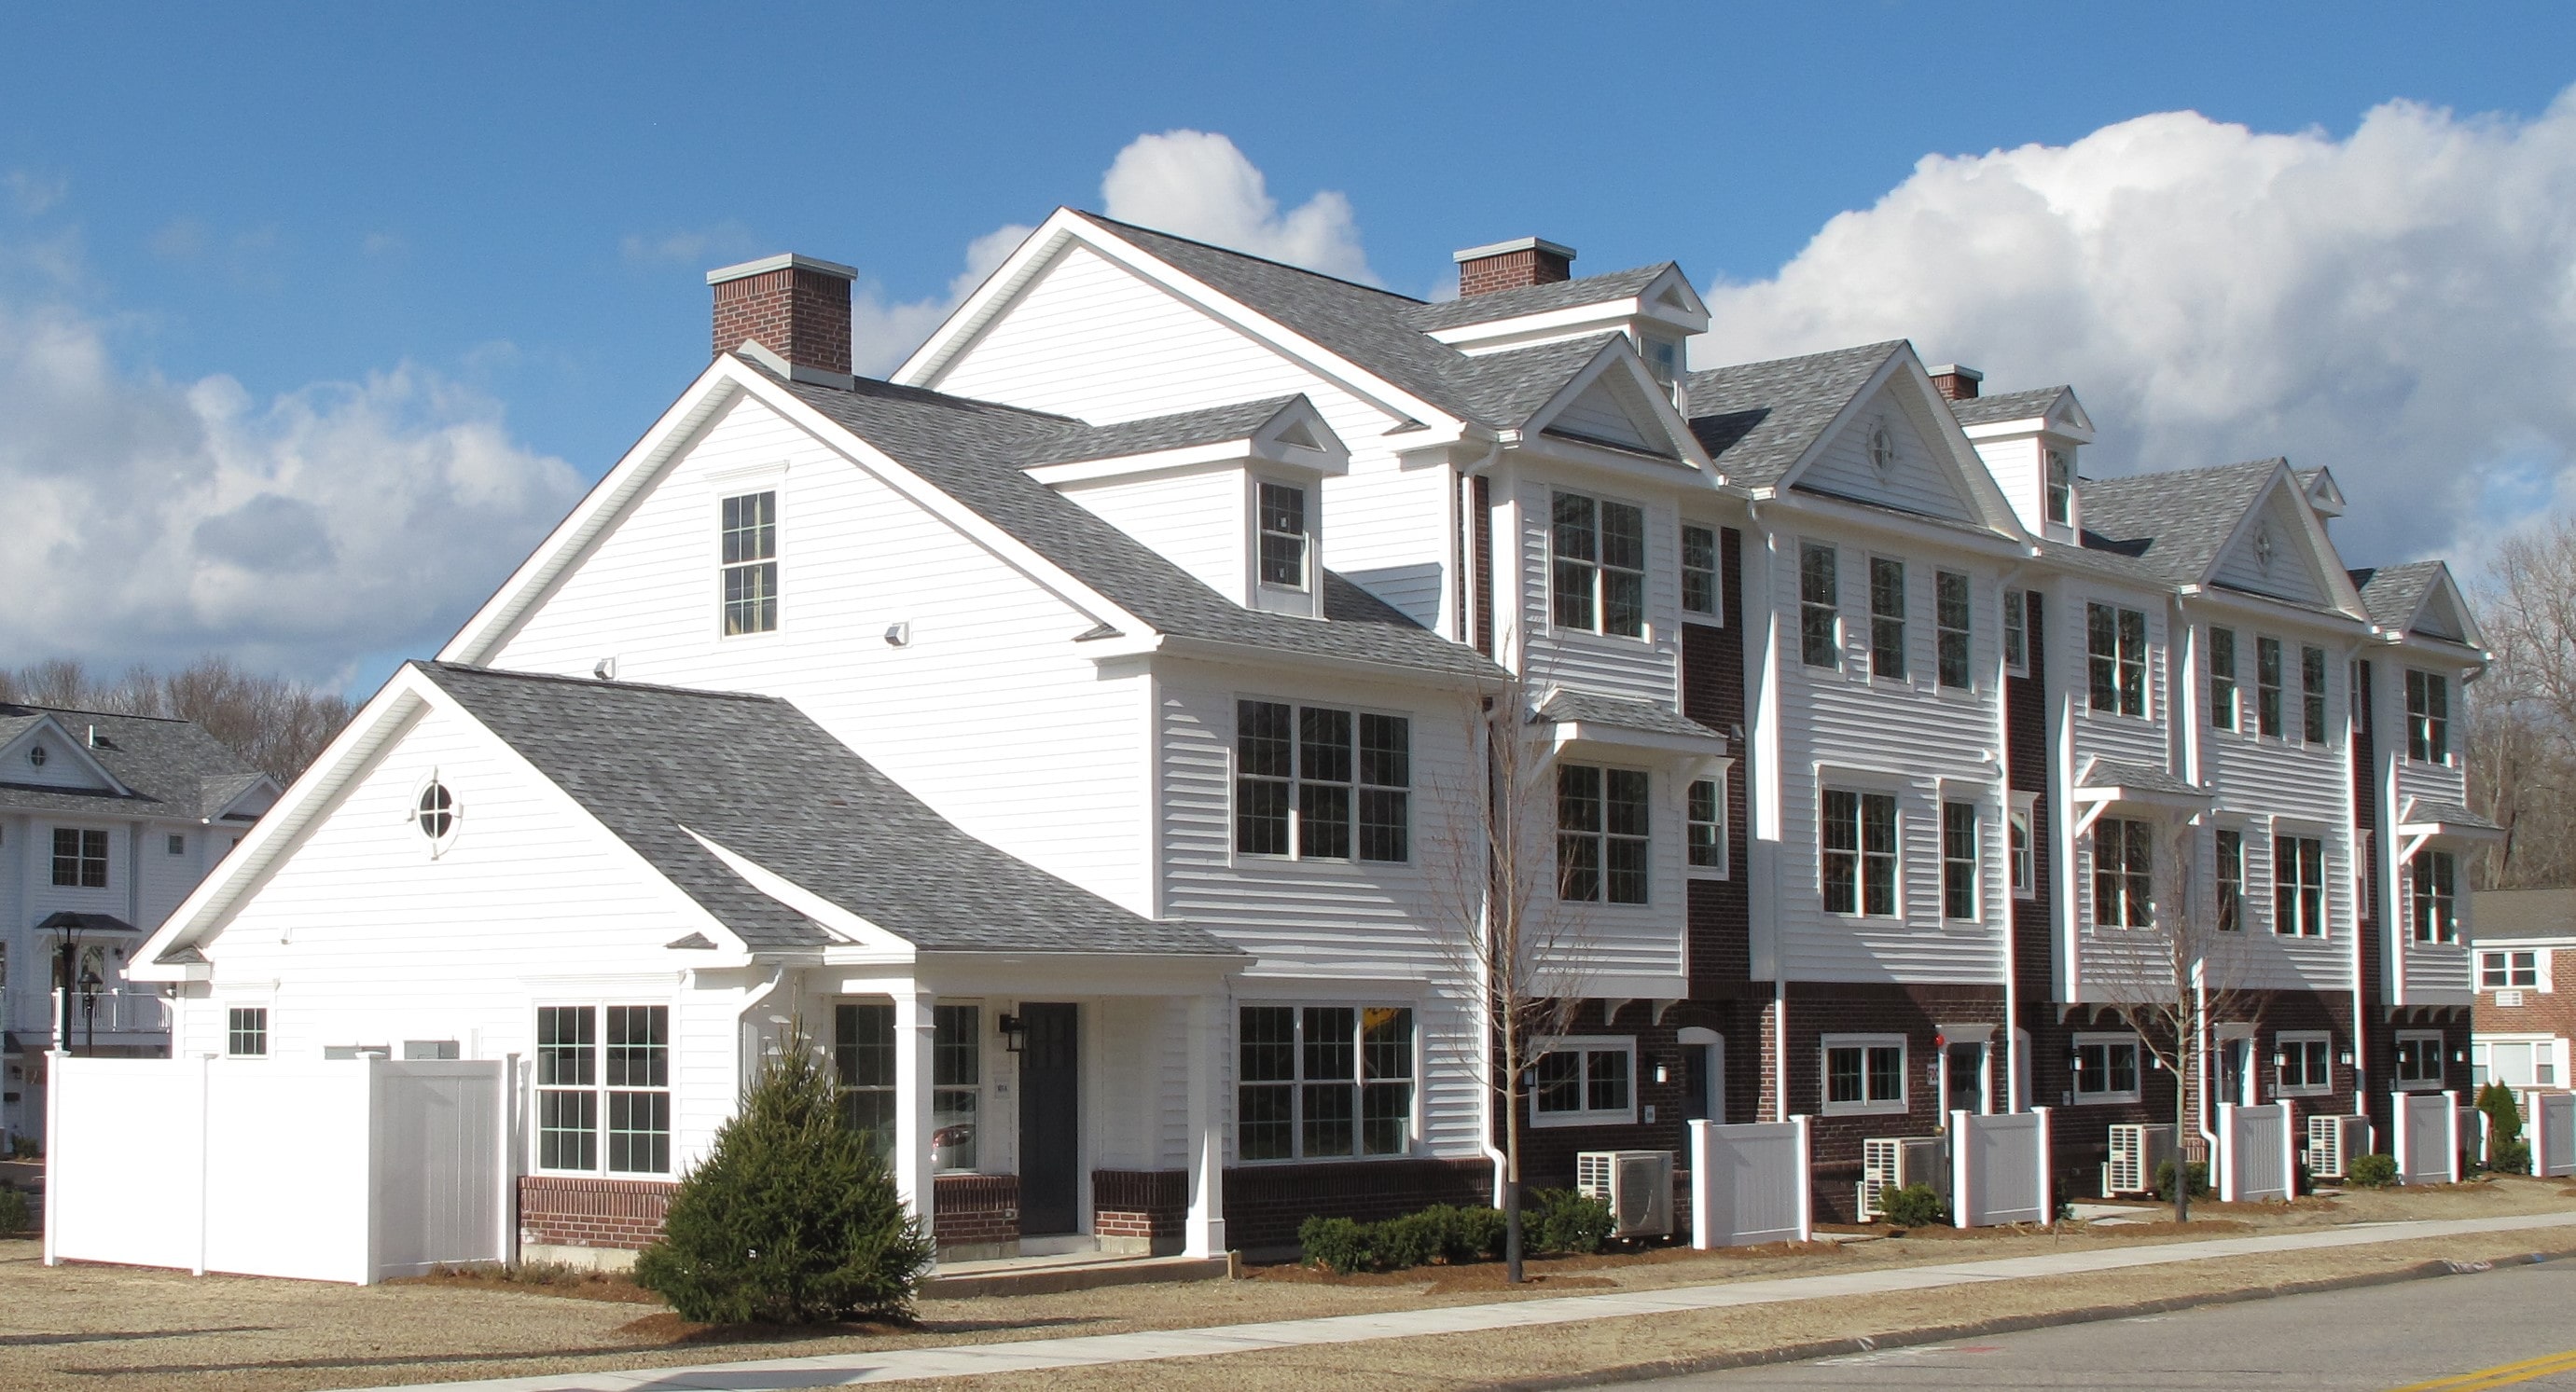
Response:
[1558, 764, 1649, 903]
[1552, 492, 1645, 637]
[2002, 588, 2028, 673]
[1687, 777, 1725, 870]
[2411, 851, 2458, 943]
[2272, 836, 2327, 936]
[227, 1007, 268, 1058]
[2408, 670, 2450, 763]
[2092, 819, 2154, 928]
[720, 490, 779, 636]
[2209, 627, 2238, 730]
[50, 827, 108, 889]
[1821, 789, 1896, 917]
[2301, 645, 2329, 745]
[1935, 571, 1972, 689]
[2087, 604, 2147, 715]
[2257, 638, 2284, 737]
[2074, 1039, 2141, 1097]
[1238, 1004, 1412, 1160]
[2277, 1037, 2332, 1092]
[2045, 449, 2071, 524]
[1256, 483, 1308, 589]
[536, 1004, 671, 1176]
[1800, 543, 1839, 668]
[1824, 1041, 1905, 1109]
[1941, 801, 1977, 920]
[2395, 1035, 2445, 1084]
[1235, 700, 1408, 862]
[2216, 829, 2244, 931]
[2482, 950, 2540, 988]
[2009, 803, 2033, 897]
[1681, 525, 1719, 616]
[1869, 557, 1907, 681]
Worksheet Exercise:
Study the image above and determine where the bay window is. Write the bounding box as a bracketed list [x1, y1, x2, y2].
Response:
[1559, 764, 1650, 903]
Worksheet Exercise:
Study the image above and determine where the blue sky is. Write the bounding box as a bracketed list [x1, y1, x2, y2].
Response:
[6, 2, 2576, 687]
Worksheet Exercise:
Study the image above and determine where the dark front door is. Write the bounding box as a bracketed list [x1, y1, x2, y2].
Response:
[1946, 1042, 1987, 1116]
[1018, 1002, 1080, 1235]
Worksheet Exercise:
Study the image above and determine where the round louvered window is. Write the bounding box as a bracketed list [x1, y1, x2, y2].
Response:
[29, 744, 48, 767]
[1869, 424, 1897, 473]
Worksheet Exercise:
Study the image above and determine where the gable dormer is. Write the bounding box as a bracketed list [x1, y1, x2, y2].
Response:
[1948, 378, 2095, 543]
[2210, 468, 2346, 609]
[1407, 240, 1710, 392]
[0, 711, 132, 795]
[1023, 395, 1350, 617]
[1772, 351, 2022, 533]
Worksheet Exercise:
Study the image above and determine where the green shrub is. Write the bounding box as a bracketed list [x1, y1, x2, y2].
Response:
[2480, 1082, 2526, 1147]
[1297, 1216, 1375, 1274]
[631, 1043, 933, 1325]
[1298, 1194, 1615, 1275]
[2346, 1152, 2400, 1188]
[1530, 1188, 1614, 1254]
[2492, 1137, 2534, 1176]
[1877, 1183, 1948, 1228]
[0, 1187, 28, 1234]
[2154, 1159, 2210, 1202]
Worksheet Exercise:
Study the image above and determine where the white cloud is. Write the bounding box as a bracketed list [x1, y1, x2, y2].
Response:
[0, 293, 581, 685]
[620, 220, 758, 267]
[850, 222, 1031, 375]
[1697, 90, 2576, 571]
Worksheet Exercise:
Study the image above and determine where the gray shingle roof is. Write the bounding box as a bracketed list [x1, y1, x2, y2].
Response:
[1947, 386, 2070, 428]
[2470, 888, 2576, 942]
[1445, 335, 1623, 431]
[2350, 561, 2444, 631]
[2076, 459, 2281, 587]
[422, 663, 1236, 957]
[0, 705, 270, 821]
[1400, 265, 1678, 333]
[1533, 689, 1724, 741]
[1022, 395, 1306, 467]
[2397, 798, 2503, 834]
[762, 365, 1501, 681]
[2074, 756, 2204, 799]
[1683, 341, 1904, 489]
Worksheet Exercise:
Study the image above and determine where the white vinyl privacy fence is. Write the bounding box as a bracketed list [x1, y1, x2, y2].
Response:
[1688, 1117, 1811, 1248]
[2392, 1090, 2463, 1186]
[2532, 1092, 2576, 1178]
[45, 1054, 509, 1283]
[1949, 1109, 2051, 1228]
[2215, 1103, 2295, 1203]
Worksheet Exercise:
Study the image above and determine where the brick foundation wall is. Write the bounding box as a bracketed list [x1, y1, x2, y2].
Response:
[518, 1176, 677, 1251]
[1093, 1168, 1185, 1242]
[1223, 1157, 1490, 1252]
[1780, 982, 2007, 1222]
[933, 1173, 1019, 1247]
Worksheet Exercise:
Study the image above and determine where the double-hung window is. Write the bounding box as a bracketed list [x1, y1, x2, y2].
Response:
[2301, 645, 2330, 745]
[1532, 1037, 1638, 1126]
[2009, 793, 2036, 900]
[2209, 627, 2238, 731]
[2072, 1034, 2142, 1103]
[2256, 637, 2285, 737]
[2407, 669, 2450, 763]
[1821, 789, 1897, 917]
[834, 1001, 895, 1154]
[1257, 483, 1309, 589]
[2480, 950, 2540, 989]
[2410, 850, 2458, 943]
[2092, 819, 2154, 928]
[1869, 558, 1907, 681]
[2394, 1032, 2445, 1089]
[2273, 835, 2327, 936]
[2086, 603, 2147, 715]
[1935, 571, 1972, 690]
[932, 1004, 980, 1172]
[1238, 1005, 1414, 1160]
[50, 828, 107, 888]
[1558, 765, 1649, 903]
[227, 1007, 268, 1058]
[1552, 491, 1645, 638]
[2002, 588, 2028, 675]
[2275, 1032, 2332, 1096]
[1799, 542, 1839, 668]
[2045, 449, 2072, 526]
[1940, 801, 1977, 921]
[1687, 776, 1726, 872]
[1681, 524, 1719, 617]
[1822, 1036, 1905, 1115]
[720, 490, 778, 636]
[1234, 701, 1410, 861]
[2216, 829, 2245, 931]
[536, 1004, 671, 1175]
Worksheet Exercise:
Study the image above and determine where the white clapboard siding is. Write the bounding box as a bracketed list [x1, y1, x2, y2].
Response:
[1509, 476, 1683, 705]
[170, 703, 741, 1174]
[487, 393, 1152, 915]
[21, 819, 135, 934]
[2210, 492, 2330, 607]
[2396, 853, 2476, 998]
[1329, 464, 1452, 631]
[0, 731, 114, 791]
[1971, 435, 2049, 537]
[2196, 624, 2358, 992]
[1548, 378, 1655, 452]
[1058, 469, 1248, 604]
[2063, 585, 2173, 773]
[1767, 535, 2012, 984]
[1794, 387, 1974, 524]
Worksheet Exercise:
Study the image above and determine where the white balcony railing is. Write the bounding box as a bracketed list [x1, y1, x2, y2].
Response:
[2, 987, 172, 1041]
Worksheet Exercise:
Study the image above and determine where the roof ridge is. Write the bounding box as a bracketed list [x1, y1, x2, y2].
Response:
[2085, 457, 2283, 491]
[1684, 338, 1908, 386]
[0, 703, 192, 724]
[1071, 209, 1426, 307]
[421, 660, 789, 706]
[730, 352, 1087, 428]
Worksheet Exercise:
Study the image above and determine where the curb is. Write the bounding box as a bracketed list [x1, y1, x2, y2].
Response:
[1495, 1244, 2576, 1389]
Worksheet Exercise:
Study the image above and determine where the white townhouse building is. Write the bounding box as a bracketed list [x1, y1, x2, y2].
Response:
[133, 213, 2493, 1259]
[1, 703, 274, 1147]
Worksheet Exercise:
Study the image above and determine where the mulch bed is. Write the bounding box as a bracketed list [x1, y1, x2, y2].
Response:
[395, 1264, 664, 1305]
[613, 1312, 912, 1346]
[1249, 1239, 1843, 1290]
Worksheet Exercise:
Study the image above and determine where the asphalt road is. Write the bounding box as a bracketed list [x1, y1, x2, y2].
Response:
[1627, 1258, 2576, 1390]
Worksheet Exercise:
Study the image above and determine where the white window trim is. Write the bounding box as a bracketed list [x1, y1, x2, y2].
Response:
[2009, 792, 2038, 901]
[715, 486, 782, 641]
[1938, 796, 1981, 924]
[1234, 1000, 1422, 1163]
[2393, 1029, 2448, 1091]
[1679, 519, 1724, 625]
[2273, 1029, 2334, 1098]
[1864, 552, 1911, 686]
[2477, 947, 2549, 993]
[1820, 1032, 1908, 1117]
[2083, 600, 2153, 720]
[1252, 476, 1314, 595]
[1558, 761, 1655, 906]
[224, 1004, 270, 1059]
[1685, 764, 1732, 879]
[531, 999, 678, 1179]
[1530, 1034, 1640, 1128]
[1797, 537, 1842, 670]
[1229, 696, 1416, 866]
[1819, 784, 1902, 920]
[2070, 1031, 2144, 1105]
[2002, 587, 2029, 678]
[1546, 488, 1652, 643]
[2269, 825, 2333, 939]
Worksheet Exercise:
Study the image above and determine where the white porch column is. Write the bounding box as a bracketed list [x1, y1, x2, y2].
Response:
[1184, 992, 1227, 1259]
[893, 987, 935, 1244]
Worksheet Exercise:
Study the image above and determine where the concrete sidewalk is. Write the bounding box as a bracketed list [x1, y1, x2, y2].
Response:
[342, 1210, 2576, 1392]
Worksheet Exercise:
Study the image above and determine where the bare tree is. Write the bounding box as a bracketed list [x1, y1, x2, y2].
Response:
[2472, 520, 2576, 889]
[0, 655, 353, 783]
[2086, 818, 2264, 1222]
[1420, 678, 1597, 1282]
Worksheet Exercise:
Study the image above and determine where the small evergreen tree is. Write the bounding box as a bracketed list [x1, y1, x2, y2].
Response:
[2479, 1082, 2526, 1147]
[633, 1041, 933, 1324]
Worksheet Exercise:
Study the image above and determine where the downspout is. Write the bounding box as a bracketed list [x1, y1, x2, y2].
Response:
[1459, 442, 1506, 1206]
[1748, 498, 1791, 1123]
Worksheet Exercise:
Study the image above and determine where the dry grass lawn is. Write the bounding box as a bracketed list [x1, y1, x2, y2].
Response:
[2, 1176, 2569, 1392]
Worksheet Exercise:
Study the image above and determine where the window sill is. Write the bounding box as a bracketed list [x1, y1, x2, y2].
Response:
[2273, 1087, 2334, 1100]
[1234, 1151, 1417, 1165]
[2071, 1092, 2143, 1107]
[1532, 1111, 1640, 1129]
[1821, 1101, 1908, 1118]
[1546, 627, 1656, 649]
[2393, 1080, 2450, 1093]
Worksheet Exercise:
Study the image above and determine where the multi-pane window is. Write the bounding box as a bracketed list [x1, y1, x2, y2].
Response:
[1532, 1039, 1636, 1125]
[1234, 701, 1409, 861]
[1869, 558, 1907, 681]
[1940, 801, 1977, 920]
[1687, 777, 1726, 871]
[1799, 542, 1839, 668]
[2256, 637, 2285, 737]
[1823, 1037, 1905, 1114]
[167, 834, 186, 855]
[2394, 1033, 2445, 1088]
[2407, 669, 2450, 763]
[932, 1004, 980, 1173]
[1558, 765, 1649, 904]
[720, 490, 778, 636]
[2275, 1033, 2332, 1096]
[2352, 658, 2372, 734]
[2209, 627, 2238, 731]
[1256, 482, 1309, 589]
[2216, 829, 2245, 931]
[2073, 1035, 2142, 1102]
[536, 1004, 671, 1175]
[227, 1007, 268, 1058]
[2045, 448, 2072, 525]
[1238, 1005, 1413, 1160]
[2086, 603, 2147, 716]
[2274, 835, 2327, 937]
[1935, 571, 1972, 689]
[1552, 492, 1645, 638]
[50, 827, 107, 888]
[2411, 850, 2458, 943]
[2481, 950, 2540, 988]
[1821, 789, 1898, 917]
[2301, 645, 2330, 745]
[1681, 524, 1719, 617]
[834, 1001, 894, 1154]
[2009, 795, 2035, 899]
[2092, 819, 2154, 929]
[2002, 587, 2028, 674]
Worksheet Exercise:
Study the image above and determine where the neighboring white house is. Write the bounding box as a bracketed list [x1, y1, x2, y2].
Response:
[1, 703, 274, 1147]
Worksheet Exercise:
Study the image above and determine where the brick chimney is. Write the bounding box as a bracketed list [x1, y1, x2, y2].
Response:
[708, 254, 858, 386]
[1928, 363, 1984, 401]
[1454, 237, 1576, 297]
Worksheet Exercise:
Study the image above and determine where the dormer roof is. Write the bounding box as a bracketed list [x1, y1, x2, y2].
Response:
[2078, 458, 2366, 618]
[1403, 263, 1685, 334]
[0, 704, 270, 820]
[1021, 394, 1348, 480]
[1683, 341, 1908, 489]
[1949, 385, 2091, 438]
[2350, 559, 2483, 648]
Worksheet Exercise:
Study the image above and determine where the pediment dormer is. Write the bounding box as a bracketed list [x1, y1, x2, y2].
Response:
[2208, 465, 2364, 615]
[1414, 262, 1710, 384]
[0, 712, 132, 795]
[1779, 351, 2023, 534]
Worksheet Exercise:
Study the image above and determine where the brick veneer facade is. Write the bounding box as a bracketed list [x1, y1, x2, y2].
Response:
[1222, 1156, 1490, 1253]
[933, 1173, 1019, 1248]
[1092, 1168, 1186, 1249]
[518, 1175, 677, 1251]
[2471, 944, 2574, 1041]
[1785, 981, 2006, 1222]
[710, 258, 853, 374]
